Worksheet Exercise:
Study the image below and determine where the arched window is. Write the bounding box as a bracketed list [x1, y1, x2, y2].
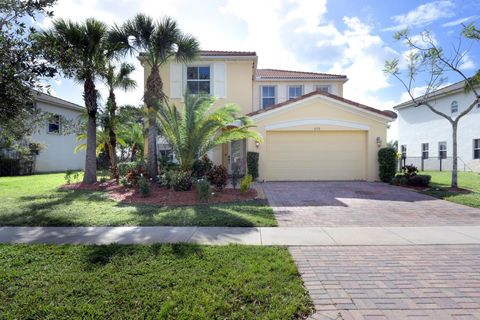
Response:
[451, 100, 458, 114]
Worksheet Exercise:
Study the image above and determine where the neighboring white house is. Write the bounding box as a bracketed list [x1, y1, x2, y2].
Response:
[31, 91, 85, 172]
[394, 81, 480, 172]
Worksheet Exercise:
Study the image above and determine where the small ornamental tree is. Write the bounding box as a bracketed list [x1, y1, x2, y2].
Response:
[378, 147, 397, 183]
[384, 25, 480, 188]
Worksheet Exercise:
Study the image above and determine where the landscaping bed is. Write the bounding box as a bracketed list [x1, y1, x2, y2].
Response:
[0, 244, 313, 319]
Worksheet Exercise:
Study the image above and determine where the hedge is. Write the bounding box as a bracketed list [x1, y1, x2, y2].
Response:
[378, 147, 397, 183]
[247, 152, 259, 180]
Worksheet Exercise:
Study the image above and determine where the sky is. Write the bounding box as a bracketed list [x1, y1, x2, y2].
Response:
[33, 0, 480, 141]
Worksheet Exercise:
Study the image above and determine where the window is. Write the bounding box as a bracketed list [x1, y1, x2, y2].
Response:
[288, 85, 303, 99]
[261, 86, 276, 108]
[315, 85, 331, 93]
[48, 114, 61, 134]
[474, 139, 480, 159]
[451, 100, 458, 114]
[438, 141, 447, 159]
[421, 143, 429, 159]
[186, 66, 210, 94]
[401, 145, 407, 159]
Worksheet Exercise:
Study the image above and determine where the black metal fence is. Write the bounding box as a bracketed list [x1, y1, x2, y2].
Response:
[399, 156, 472, 172]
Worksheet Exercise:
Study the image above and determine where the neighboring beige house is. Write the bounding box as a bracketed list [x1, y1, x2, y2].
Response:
[142, 50, 396, 181]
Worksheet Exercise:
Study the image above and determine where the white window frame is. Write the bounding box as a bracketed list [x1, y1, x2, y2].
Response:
[421, 143, 429, 159]
[287, 85, 303, 100]
[451, 100, 458, 114]
[438, 141, 447, 159]
[315, 85, 331, 93]
[47, 114, 61, 135]
[186, 65, 211, 94]
[474, 139, 480, 159]
[260, 85, 276, 108]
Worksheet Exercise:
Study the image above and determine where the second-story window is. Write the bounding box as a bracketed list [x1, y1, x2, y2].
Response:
[439, 141, 447, 159]
[451, 100, 458, 114]
[187, 66, 210, 94]
[261, 86, 276, 108]
[422, 143, 429, 159]
[315, 85, 331, 93]
[48, 114, 61, 134]
[288, 85, 303, 99]
[474, 139, 480, 159]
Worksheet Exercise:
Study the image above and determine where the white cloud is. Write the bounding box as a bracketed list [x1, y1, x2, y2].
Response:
[460, 53, 476, 70]
[384, 0, 455, 31]
[442, 15, 478, 27]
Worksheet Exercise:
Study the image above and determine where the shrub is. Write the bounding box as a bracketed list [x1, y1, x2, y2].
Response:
[138, 175, 150, 197]
[191, 155, 213, 179]
[378, 147, 397, 183]
[402, 164, 418, 178]
[118, 161, 146, 187]
[391, 174, 408, 186]
[119, 177, 129, 187]
[408, 174, 431, 187]
[207, 164, 228, 191]
[118, 161, 144, 178]
[246, 152, 259, 180]
[240, 174, 253, 193]
[64, 170, 81, 184]
[166, 170, 193, 191]
[195, 179, 211, 202]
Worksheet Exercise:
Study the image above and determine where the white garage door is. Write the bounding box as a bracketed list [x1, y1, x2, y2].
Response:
[266, 131, 367, 181]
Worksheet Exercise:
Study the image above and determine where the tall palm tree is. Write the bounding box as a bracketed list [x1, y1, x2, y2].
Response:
[102, 62, 136, 180]
[107, 14, 199, 179]
[157, 95, 262, 170]
[37, 18, 108, 183]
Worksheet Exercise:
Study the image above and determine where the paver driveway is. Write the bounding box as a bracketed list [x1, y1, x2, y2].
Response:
[262, 181, 480, 227]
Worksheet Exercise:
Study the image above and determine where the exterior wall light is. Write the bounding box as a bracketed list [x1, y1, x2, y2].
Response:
[376, 137, 382, 147]
[255, 141, 260, 149]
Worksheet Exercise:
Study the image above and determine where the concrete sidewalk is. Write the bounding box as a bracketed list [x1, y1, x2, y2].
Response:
[1, 225, 480, 245]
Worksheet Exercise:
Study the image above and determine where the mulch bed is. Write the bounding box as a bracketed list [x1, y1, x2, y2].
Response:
[397, 184, 472, 194]
[60, 181, 257, 206]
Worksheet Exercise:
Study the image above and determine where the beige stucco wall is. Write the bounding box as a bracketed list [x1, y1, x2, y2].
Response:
[247, 95, 391, 181]
[252, 80, 345, 111]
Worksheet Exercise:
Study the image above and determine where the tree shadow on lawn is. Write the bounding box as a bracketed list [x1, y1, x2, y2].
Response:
[112, 199, 273, 227]
[81, 243, 204, 270]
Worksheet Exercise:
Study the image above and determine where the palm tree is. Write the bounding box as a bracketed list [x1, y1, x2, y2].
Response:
[102, 62, 136, 180]
[119, 122, 144, 161]
[157, 95, 262, 170]
[37, 18, 108, 183]
[107, 14, 199, 179]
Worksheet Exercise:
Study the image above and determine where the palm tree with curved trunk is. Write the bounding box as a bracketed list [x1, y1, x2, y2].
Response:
[107, 14, 199, 179]
[37, 18, 108, 183]
[157, 95, 262, 170]
[102, 62, 136, 180]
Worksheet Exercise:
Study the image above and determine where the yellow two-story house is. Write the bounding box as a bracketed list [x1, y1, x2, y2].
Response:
[142, 50, 396, 181]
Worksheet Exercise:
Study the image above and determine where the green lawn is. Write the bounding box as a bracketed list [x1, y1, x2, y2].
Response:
[0, 173, 276, 227]
[0, 244, 312, 319]
[421, 170, 480, 208]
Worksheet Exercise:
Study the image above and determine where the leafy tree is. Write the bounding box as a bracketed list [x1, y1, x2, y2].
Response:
[0, 0, 57, 143]
[384, 27, 480, 188]
[37, 18, 109, 183]
[107, 14, 200, 179]
[156, 95, 262, 170]
[102, 62, 137, 180]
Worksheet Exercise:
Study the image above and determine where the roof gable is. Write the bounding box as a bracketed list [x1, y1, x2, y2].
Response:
[247, 91, 397, 120]
[256, 68, 347, 80]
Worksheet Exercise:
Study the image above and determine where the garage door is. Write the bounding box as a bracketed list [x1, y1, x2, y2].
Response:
[266, 131, 367, 181]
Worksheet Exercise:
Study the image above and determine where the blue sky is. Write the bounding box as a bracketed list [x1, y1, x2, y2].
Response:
[35, 0, 480, 139]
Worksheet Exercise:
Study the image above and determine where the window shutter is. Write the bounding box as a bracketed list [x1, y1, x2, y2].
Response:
[213, 62, 226, 98]
[170, 63, 183, 98]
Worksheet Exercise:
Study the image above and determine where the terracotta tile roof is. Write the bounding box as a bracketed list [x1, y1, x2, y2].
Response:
[247, 90, 397, 119]
[199, 50, 257, 57]
[256, 68, 347, 80]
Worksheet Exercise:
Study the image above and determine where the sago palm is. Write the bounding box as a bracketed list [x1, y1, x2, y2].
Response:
[157, 95, 262, 170]
[107, 14, 200, 179]
[102, 62, 136, 180]
[37, 18, 108, 183]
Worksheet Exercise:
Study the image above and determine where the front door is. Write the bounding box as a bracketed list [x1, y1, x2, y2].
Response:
[228, 140, 244, 174]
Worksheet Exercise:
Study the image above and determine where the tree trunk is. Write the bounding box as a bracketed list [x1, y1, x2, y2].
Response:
[83, 76, 97, 184]
[144, 65, 165, 180]
[451, 122, 458, 189]
[131, 143, 138, 162]
[108, 89, 118, 182]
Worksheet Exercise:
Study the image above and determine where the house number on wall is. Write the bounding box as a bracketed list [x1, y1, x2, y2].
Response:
[314, 127, 321, 131]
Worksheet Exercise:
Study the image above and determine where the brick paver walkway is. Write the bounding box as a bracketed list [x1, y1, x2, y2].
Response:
[263, 181, 480, 227]
[291, 245, 480, 320]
